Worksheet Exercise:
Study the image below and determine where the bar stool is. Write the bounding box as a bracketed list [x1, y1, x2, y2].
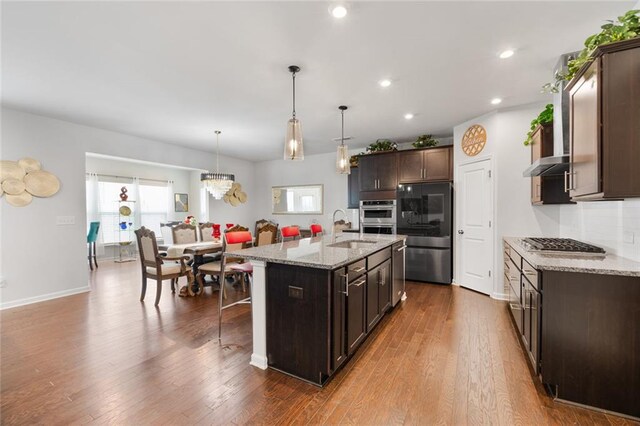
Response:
[310, 224, 323, 237]
[280, 225, 301, 241]
[219, 231, 254, 339]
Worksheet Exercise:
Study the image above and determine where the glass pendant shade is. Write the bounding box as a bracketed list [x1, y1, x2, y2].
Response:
[201, 172, 235, 199]
[284, 118, 304, 160]
[201, 130, 235, 199]
[336, 144, 350, 174]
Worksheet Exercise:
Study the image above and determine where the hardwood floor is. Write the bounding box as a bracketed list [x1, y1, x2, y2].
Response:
[1, 261, 636, 425]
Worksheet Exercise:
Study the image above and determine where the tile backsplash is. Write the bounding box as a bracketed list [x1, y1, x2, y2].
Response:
[559, 199, 640, 261]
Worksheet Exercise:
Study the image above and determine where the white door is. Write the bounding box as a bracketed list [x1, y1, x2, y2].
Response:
[457, 159, 493, 295]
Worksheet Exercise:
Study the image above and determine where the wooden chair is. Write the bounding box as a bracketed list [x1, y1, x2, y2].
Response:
[254, 219, 277, 236]
[87, 221, 100, 270]
[172, 223, 197, 244]
[280, 225, 301, 241]
[256, 222, 278, 246]
[134, 227, 193, 306]
[198, 222, 215, 242]
[225, 224, 249, 234]
[310, 224, 323, 237]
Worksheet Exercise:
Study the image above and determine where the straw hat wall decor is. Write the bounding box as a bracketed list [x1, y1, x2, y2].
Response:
[222, 182, 248, 207]
[0, 158, 61, 207]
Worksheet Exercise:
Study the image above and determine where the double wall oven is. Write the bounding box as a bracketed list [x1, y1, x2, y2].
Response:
[359, 200, 396, 235]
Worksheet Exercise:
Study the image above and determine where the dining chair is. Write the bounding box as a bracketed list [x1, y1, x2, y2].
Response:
[255, 222, 278, 246]
[280, 225, 301, 241]
[310, 224, 323, 237]
[134, 227, 193, 306]
[87, 221, 100, 270]
[254, 219, 277, 236]
[198, 222, 222, 262]
[172, 223, 198, 244]
[225, 224, 249, 233]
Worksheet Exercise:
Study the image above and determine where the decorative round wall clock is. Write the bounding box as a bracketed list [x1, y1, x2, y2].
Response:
[461, 124, 487, 156]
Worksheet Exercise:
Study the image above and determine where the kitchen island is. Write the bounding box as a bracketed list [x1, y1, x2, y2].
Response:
[232, 234, 406, 385]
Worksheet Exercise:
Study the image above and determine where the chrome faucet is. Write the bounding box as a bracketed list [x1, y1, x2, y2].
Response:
[332, 208, 348, 242]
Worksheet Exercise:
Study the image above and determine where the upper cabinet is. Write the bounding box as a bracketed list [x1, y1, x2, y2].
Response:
[359, 153, 397, 192]
[530, 124, 572, 205]
[567, 38, 640, 200]
[398, 146, 452, 183]
[347, 167, 360, 209]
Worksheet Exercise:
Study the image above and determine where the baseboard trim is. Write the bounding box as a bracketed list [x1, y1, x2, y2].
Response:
[491, 292, 508, 301]
[1, 286, 91, 310]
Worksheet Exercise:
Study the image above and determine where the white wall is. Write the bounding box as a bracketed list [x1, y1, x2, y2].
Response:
[0, 107, 255, 309]
[453, 103, 561, 299]
[253, 151, 358, 231]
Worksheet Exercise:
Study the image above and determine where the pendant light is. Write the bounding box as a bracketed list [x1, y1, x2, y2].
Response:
[201, 130, 235, 199]
[336, 105, 350, 174]
[284, 65, 304, 160]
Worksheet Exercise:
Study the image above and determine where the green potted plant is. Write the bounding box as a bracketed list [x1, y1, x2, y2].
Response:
[366, 139, 398, 153]
[543, 9, 639, 92]
[412, 134, 439, 148]
[524, 104, 553, 146]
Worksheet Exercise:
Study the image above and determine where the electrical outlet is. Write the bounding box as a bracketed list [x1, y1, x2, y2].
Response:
[56, 216, 76, 226]
[623, 231, 635, 244]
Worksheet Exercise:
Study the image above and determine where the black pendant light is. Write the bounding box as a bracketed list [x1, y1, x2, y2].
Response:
[336, 105, 350, 174]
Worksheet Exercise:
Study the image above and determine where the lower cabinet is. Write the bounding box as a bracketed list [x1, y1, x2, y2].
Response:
[332, 268, 348, 370]
[347, 273, 367, 355]
[367, 259, 391, 331]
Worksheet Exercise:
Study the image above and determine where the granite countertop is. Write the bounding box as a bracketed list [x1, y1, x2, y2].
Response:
[230, 234, 406, 270]
[503, 237, 640, 277]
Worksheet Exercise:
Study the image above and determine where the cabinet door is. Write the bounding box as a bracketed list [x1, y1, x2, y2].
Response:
[332, 268, 348, 371]
[531, 176, 542, 204]
[522, 278, 531, 348]
[378, 259, 391, 314]
[570, 60, 601, 198]
[424, 148, 452, 181]
[366, 268, 380, 331]
[376, 155, 398, 190]
[347, 167, 360, 209]
[397, 151, 423, 183]
[347, 275, 367, 354]
[530, 286, 541, 373]
[358, 156, 377, 191]
[531, 128, 543, 204]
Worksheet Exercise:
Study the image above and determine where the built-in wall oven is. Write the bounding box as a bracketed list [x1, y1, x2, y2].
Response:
[360, 200, 396, 235]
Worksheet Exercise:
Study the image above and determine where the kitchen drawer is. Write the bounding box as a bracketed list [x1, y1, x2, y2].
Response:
[503, 244, 512, 260]
[522, 259, 539, 290]
[508, 277, 523, 334]
[509, 250, 522, 271]
[346, 259, 367, 280]
[368, 248, 391, 270]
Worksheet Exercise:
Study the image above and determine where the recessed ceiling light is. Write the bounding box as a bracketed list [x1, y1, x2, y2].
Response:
[491, 98, 502, 105]
[404, 113, 414, 120]
[499, 49, 515, 59]
[330, 5, 347, 18]
[379, 79, 391, 88]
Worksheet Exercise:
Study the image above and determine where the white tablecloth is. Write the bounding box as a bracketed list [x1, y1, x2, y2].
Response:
[166, 242, 222, 258]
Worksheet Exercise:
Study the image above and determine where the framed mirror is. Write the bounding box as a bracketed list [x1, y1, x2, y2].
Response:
[272, 184, 323, 215]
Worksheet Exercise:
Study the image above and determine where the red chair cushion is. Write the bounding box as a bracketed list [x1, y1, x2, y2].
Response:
[310, 224, 323, 235]
[281, 226, 300, 237]
[225, 231, 253, 244]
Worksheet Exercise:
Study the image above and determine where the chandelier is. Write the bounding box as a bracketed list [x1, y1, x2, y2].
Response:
[201, 130, 234, 199]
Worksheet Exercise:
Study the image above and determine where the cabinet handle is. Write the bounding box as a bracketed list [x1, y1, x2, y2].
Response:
[340, 273, 349, 296]
[395, 245, 407, 252]
[564, 171, 569, 192]
[570, 171, 576, 190]
[351, 277, 366, 287]
[380, 268, 385, 286]
[351, 266, 366, 273]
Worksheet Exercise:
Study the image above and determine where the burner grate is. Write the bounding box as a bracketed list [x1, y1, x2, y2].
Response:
[523, 237, 605, 254]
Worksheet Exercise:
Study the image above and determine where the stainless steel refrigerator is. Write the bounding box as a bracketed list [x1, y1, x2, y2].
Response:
[397, 182, 452, 284]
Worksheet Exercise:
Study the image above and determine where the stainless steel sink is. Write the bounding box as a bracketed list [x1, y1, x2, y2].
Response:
[327, 240, 378, 249]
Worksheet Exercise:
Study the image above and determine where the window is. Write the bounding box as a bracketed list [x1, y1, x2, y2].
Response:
[87, 178, 168, 244]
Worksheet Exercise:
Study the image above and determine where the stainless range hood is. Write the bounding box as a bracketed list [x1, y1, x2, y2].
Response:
[523, 51, 578, 178]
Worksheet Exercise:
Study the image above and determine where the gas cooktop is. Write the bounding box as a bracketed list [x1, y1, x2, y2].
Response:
[522, 237, 606, 254]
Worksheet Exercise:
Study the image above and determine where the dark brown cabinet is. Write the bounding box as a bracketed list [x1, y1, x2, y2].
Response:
[398, 146, 453, 183]
[530, 124, 572, 205]
[332, 268, 347, 371]
[347, 167, 360, 209]
[358, 153, 397, 192]
[567, 38, 640, 200]
[346, 272, 367, 355]
[377, 259, 391, 315]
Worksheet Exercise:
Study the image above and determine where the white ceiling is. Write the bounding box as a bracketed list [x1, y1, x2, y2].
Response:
[1, 1, 633, 162]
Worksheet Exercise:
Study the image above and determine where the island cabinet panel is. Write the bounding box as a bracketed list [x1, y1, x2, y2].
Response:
[366, 268, 380, 331]
[266, 264, 332, 385]
[331, 268, 347, 371]
[346, 274, 367, 355]
[541, 271, 640, 418]
[378, 259, 391, 314]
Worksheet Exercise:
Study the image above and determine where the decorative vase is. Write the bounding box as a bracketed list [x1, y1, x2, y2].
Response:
[213, 224, 221, 239]
[119, 186, 128, 201]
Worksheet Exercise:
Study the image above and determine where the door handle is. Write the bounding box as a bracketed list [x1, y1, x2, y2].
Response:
[458, 230, 464, 235]
[340, 273, 349, 296]
[395, 245, 407, 252]
[351, 266, 366, 273]
[350, 278, 366, 287]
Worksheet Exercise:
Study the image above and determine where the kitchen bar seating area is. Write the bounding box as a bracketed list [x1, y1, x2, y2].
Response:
[2, 1, 640, 424]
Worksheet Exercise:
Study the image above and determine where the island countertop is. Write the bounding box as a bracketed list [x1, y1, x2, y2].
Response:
[230, 234, 406, 270]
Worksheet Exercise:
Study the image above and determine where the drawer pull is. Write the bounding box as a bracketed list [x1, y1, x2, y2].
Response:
[351, 266, 366, 273]
[350, 278, 366, 287]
